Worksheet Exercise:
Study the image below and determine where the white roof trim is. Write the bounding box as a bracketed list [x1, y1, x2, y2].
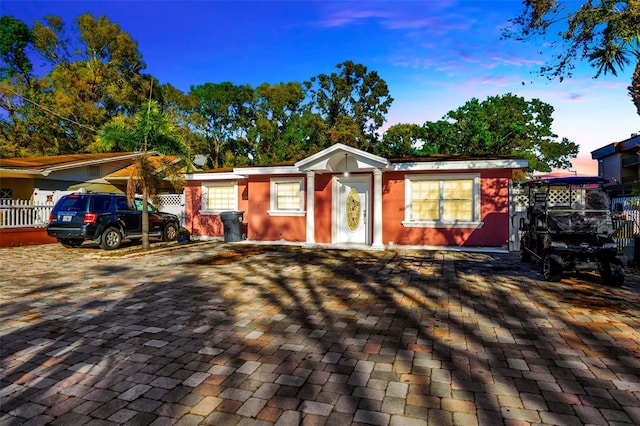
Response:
[234, 165, 301, 175]
[390, 158, 528, 171]
[186, 172, 248, 181]
[0, 168, 41, 176]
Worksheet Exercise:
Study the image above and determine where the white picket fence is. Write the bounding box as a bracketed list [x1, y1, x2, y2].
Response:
[0, 192, 185, 229]
[0, 199, 54, 228]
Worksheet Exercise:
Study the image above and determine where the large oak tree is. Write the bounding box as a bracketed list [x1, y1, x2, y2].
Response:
[305, 61, 393, 152]
[422, 93, 579, 173]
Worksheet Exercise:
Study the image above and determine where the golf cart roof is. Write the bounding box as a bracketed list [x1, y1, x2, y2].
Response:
[521, 176, 607, 188]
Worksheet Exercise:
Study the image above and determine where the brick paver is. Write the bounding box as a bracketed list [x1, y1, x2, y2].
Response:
[2, 242, 640, 425]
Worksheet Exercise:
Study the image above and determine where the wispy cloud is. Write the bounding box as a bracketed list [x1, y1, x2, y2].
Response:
[315, 1, 473, 34]
[317, 8, 391, 28]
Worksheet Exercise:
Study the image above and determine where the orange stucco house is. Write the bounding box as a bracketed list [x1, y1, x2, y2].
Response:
[185, 144, 527, 249]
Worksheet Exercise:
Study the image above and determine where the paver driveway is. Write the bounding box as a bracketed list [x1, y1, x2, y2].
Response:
[2, 242, 640, 426]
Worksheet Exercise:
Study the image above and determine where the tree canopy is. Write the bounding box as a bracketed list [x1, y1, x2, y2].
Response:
[0, 13, 153, 156]
[504, 0, 640, 116]
[421, 94, 579, 173]
[0, 13, 582, 175]
[305, 61, 394, 152]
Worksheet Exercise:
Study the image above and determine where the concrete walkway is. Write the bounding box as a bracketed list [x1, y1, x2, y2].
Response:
[2, 242, 640, 425]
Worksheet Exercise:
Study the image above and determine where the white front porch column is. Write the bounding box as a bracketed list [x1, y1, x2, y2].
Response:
[305, 171, 316, 247]
[372, 168, 384, 249]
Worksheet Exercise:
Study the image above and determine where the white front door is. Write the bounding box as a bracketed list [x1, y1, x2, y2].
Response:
[335, 178, 370, 245]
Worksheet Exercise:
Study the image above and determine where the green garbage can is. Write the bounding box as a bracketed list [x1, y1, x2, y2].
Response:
[220, 211, 244, 242]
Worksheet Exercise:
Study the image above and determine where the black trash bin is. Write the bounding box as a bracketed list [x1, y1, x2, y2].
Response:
[220, 211, 244, 242]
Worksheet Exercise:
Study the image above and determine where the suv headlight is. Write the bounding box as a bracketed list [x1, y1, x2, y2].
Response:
[549, 241, 568, 248]
[602, 242, 618, 249]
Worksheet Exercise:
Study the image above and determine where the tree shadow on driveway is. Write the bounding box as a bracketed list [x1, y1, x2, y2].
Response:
[1, 245, 640, 425]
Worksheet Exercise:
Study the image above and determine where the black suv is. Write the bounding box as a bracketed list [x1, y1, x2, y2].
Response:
[519, 176, 625, 286]
[47, 192, 180, 250]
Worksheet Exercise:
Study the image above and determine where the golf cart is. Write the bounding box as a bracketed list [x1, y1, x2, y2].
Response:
[519, 176, 625, 286]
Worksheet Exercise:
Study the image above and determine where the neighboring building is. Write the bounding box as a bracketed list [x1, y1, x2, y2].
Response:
[0, 152, 189, 247]
[0, 152, 141, 200]
[185, 144, 527, 249]
[0, 152, 184, 201]
[591, 132, 640, 197]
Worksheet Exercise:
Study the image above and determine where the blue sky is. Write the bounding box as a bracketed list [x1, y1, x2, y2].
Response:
[3, 0, 639, 174]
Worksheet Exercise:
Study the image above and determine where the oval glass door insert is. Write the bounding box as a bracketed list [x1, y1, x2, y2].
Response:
[346, 187, 361, 232]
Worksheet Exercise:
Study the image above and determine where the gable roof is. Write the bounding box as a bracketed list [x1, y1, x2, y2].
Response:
[295, 143, 388, 172]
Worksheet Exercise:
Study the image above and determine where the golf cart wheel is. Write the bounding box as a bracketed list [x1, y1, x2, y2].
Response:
[600, 260, 625, 287]
[542, 254, 563, 282]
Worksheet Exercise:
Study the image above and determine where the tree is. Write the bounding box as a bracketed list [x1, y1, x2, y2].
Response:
[305, 61, 393, 152]
[424, 93, 579, 173]
[377, 123, 429, 157]
[0, 16, 33, 79]
[0, 17, 69, 157]
[15, 13, 149, 153]
[96, 100, 189, 250]
[189, 82, 255, 168]
[504, 0, 640, 116]
[250, 81, 327, 164]
[155, 82, 202, 158]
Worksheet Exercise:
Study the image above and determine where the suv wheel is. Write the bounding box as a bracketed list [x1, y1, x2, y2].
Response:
[600, 260, 625, 287]
[542, 254, 563, 282]
[163, 222, 178, 242]
[100, 227, 122, 250]
[58, 238, 83, 248]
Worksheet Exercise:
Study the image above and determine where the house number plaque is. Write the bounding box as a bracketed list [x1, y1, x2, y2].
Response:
[346, 187, 360, 232]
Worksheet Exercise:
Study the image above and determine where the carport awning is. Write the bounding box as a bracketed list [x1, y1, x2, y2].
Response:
[67, 182, 122, 193]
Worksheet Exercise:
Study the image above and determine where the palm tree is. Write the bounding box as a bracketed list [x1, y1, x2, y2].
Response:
[97, 100, 189, 250]
[589, 44, 640, 116]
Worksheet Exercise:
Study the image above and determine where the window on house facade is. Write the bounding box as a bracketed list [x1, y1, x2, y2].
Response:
[268, 178, 305, 216]
[404, 173, 481, 228]
[201, 182, 237, 213]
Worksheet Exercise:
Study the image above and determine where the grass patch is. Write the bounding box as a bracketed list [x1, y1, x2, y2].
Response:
[186, 246, 279, 265]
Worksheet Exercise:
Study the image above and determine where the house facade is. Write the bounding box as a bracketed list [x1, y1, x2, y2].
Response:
[185, 144, 527, 249]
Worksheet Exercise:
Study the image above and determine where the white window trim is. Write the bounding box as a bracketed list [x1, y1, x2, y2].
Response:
[200, 181, 238, 215]
[268, 177, 306, 217]
[403, 173, 483, 228]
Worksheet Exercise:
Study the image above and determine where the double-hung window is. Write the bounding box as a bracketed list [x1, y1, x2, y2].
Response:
[268, 178, 305, 216]
[201, 182, 237, 214]
[404, 174, 480, 227]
